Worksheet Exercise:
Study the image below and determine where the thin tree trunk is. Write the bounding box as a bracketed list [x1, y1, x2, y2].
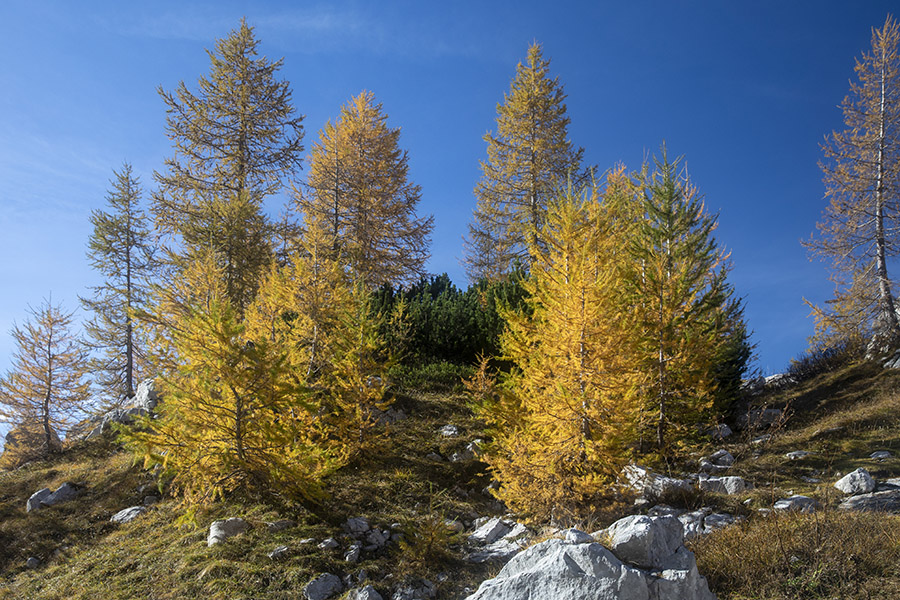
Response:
[875, 50, 900, 346]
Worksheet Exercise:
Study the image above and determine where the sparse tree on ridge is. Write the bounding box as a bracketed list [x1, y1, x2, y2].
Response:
[464, 42, 589, 281]
[299, 90, 433, 288]
[807, 15, 900, 352]
[152, 18, 304, 314]
[0, 299, 90, 458]
[80, 162, 155, 404]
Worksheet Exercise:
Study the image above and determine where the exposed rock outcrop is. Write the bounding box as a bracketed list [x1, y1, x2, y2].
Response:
[465, 515, 715, 600]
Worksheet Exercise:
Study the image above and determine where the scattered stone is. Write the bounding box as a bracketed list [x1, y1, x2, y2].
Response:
[708, 449, 735, 466]
[468, 517, 512, 545]
[773, 495, 819, 513]
[425, 452, 444, 462]
[392, 578, 436, 600]
[698, 475, 753, 495]
[439, 424, 459, 437]
[839, 489, 900, 512]
[450, 447, 475, 462]
[800, 476, 821, 484]
[208, 518, 250, 546]
[346, 517, 371, 535]
[785, 450, 810, 460]
[267, 519, 296, 533]
[26, 488, 52, 512]
[444, 519, 465, 533]
[708, 423, 733, 439]
[563, 528, 594, 544]
[870, 450, 893, 460]
[751, 434, 771, 445]
[43, 482, 79, 507]
[318, 537, 340, 550]
[350, 585, 383, 600]
[366, 528, 390, 548]
[703, 513, 736, 533]
[622, 464, 693, 500]
[345, 542, 362, 563]
[304, 573, 343, 600]
[25, 557, 41, 570]
[110, 506, 147, 524]
[268, 545, 290, 560]
[835, 467, 876, 495]
[299, 538, 316, 545]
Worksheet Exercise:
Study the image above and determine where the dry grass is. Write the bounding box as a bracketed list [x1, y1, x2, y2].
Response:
[693, 508, 900, 599]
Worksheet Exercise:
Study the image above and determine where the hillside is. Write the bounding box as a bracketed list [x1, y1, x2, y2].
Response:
[2, 362, 900, 599]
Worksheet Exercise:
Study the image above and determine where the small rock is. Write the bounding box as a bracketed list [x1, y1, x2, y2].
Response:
[268, 545, 290, 560]
[870, 450, 893, 460]
[450, 448, 475, 462]
[708, 449, 735, 466]
[346, 517, 371, 535]
[366, 528, 390, 547]
[304, 573, 343, 600]
[39, 482, 79, 508]
[703, 513, 736, 533]
[25, 556, 41, 569]
[468, 517, 512, 545]
[839, 489, 900, 512]
[26, 488, 52, 512]
[425, 452, 444, 462]
[698, 475, 753, 495]
[351, 585, 383, 600]
[563, 528, 594, 544]
[773, 495, 819, 513]
[800, 476, 821, 484]
[299, 538, 316, 545]
[444, 519, 465, 533]
[143, 495, 159, 506]
[439, 424, 458, 437]
[708, 423, 733, 439]
[785, 450, 810, 460]
[391, 578, 436, 600]
[267, 519, 296, 533]
[751, 434, 771, 445]
[110, 506, 147, 524]
[345, 543, 362, 563]
[834, 467, 876, 495]
[318, 537, 340, 550]
[208, 518, 250, 546]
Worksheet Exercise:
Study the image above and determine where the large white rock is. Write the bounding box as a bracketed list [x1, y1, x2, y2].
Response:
[465, 539, 650, 600]
[208, 517, 250, 546]
[698, 475, 753, 495]
[603, 515, 684, 570]
[133, 378, 160, 411]
[304, 573, 343, 600]
[834, 467, 876, 495]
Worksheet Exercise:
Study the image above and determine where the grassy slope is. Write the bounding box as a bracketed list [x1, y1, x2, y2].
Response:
[692, 362, 900, 599]
[3, 363, 900, 599]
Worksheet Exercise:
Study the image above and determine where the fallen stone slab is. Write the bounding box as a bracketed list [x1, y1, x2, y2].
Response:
[839, 489, 900, 512]
[773, 495, 819, 513]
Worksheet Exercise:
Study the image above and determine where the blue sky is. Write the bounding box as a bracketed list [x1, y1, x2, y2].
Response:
[0, 1, 895, 379]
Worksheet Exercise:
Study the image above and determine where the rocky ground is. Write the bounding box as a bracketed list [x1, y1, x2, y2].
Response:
[2, 361, 900, 599]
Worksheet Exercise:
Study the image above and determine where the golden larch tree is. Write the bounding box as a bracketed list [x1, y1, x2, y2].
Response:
[464, 42, 588, 281]
[0, 299, 90, 462]
[476, 179, 638, 519]
[299, 91, 433, 288]
[807, 15, 900, 352]
[152, 18, 304, 314]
